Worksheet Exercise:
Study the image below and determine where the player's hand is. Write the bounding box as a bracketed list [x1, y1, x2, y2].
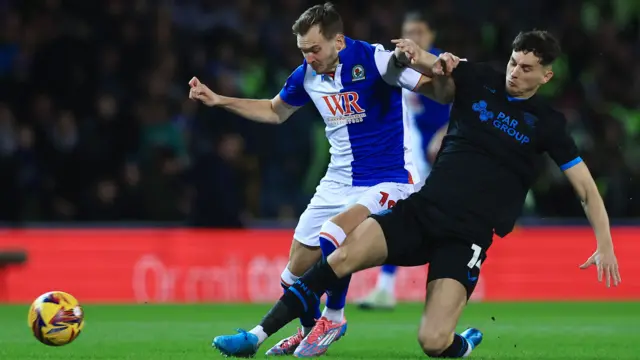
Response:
[188, 77, 220, 107]
[432, 52, 461, 76]
[579, 248, 621, 288]
[391, 38, 423, 65]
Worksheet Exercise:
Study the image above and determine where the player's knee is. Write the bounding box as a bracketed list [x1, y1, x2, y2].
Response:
[417, 328, 452, 356]
[319, 221, 347, 257]
[326, 246, 352, 275]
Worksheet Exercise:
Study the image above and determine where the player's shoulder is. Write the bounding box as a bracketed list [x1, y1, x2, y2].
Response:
[291, 61, 309, 76]
[522, 95, 563, 117]
[343, 38, 395, 75]
[286, 61, 311, 84]
[348, 38, 388, 57]
[530, 97, 567, 126]
[512, 95, 568, 136]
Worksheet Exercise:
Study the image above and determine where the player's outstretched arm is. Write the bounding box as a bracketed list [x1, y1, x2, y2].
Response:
[374, 44, 448, 104]
[563, 162, 621, 287]
[390, 39, 459, 103]
[188, 77, 300, 124]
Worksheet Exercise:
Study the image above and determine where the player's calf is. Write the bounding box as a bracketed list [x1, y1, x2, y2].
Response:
[266, 266, 323, 356]
[289, 221, 351, 358]
[281, 266, 321, 333]
[284, 241, 323, 329]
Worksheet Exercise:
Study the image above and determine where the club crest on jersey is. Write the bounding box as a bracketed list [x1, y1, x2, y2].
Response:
[472, 100, 530, 144]
[351, 65, 365, 81]
[322, 91, 366, 125]
[523, 112, 537, 128]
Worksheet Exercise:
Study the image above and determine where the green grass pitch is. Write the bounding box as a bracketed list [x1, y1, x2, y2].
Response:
[1, 302, 638, 359]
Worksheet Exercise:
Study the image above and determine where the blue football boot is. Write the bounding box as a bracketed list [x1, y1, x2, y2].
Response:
[461, 327, 483, 352]
[213, 329, 259, 358]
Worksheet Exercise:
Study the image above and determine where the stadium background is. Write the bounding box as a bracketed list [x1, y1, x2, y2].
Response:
[0, 1, 639, 358]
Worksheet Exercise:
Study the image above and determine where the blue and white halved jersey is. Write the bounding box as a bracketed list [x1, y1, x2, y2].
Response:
[279, 37, 423, 187]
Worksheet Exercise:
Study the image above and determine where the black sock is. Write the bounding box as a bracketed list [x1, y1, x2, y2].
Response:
[435, 334, 469, 358]
[281, 282, 318, 328]
[260, 259, 340, 335]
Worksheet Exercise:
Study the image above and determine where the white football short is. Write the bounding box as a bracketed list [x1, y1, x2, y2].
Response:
[293, 179, 416, 246]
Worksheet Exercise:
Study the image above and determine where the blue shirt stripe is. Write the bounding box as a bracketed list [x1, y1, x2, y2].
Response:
[560, 156, 583, 171]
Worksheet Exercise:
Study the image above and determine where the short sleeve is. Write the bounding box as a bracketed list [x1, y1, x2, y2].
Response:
[278, 65, 311, 107]
[372, 44, 423, 90]
[544, 113, 582, 171]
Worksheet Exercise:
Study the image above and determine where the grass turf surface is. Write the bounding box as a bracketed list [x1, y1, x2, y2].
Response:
[1, 302, 637, 359]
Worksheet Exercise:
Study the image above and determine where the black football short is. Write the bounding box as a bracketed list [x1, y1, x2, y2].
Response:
[369, 198, 489, 299]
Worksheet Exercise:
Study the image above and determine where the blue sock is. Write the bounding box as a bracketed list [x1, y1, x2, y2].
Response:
[281, 282, 320, 329]
[381, 264, 397, 275]
[319, 231, 349, 318]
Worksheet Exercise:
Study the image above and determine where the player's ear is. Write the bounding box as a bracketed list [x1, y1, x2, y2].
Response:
[541, 67, 554, 84]
[334, 34, 345, 49]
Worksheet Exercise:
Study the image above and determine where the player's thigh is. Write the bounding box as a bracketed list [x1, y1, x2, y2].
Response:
[291, 205, 341, 274]
[290, 181, 348, 274]
[369, 198, 430, 267]
[327, 218, 388, 277]
[287, 240, 322, 277]
[427, 239, 487, 301]
[293, 180, 348, 247]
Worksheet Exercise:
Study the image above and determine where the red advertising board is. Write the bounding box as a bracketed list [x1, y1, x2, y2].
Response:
[0, 227, 637, 303]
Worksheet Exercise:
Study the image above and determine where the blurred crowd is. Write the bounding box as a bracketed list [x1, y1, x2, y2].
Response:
[0, 0, 638, 226]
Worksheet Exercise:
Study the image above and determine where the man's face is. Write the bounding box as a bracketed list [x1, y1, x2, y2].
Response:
[297, 25, 342, 73]
[402, 21, 434, 50]
[505, 51, 553, 97]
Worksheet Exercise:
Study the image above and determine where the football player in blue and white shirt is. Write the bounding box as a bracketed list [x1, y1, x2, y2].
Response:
[190, 3, 444, 358]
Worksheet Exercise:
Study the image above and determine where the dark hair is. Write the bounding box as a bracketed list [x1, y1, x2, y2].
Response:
[403, 11, 433, 29]
[292, 2, 343, 39]
[512, 30, 561, 66]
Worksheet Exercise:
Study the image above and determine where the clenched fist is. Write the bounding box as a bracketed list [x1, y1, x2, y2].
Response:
[188, 77, 220, 107]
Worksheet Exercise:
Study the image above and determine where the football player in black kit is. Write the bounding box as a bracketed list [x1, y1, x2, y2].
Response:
[213, 30, 622, 359]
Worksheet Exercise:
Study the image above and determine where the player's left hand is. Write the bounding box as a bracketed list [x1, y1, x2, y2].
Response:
[391, 38, 423, 65]
[433, 52, 461, 76]
[579, 248, 621, 288]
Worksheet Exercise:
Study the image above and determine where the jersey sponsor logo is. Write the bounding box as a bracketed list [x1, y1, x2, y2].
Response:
[351, 65, 365, 81]
[472, 100, 530, 144]
[322, 92, 366, 125]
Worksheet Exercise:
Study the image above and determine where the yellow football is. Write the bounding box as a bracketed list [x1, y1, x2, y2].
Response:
[28, 291, 85, 346]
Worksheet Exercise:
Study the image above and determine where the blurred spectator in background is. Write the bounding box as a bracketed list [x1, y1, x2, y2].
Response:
[0, 0, 638, 225]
